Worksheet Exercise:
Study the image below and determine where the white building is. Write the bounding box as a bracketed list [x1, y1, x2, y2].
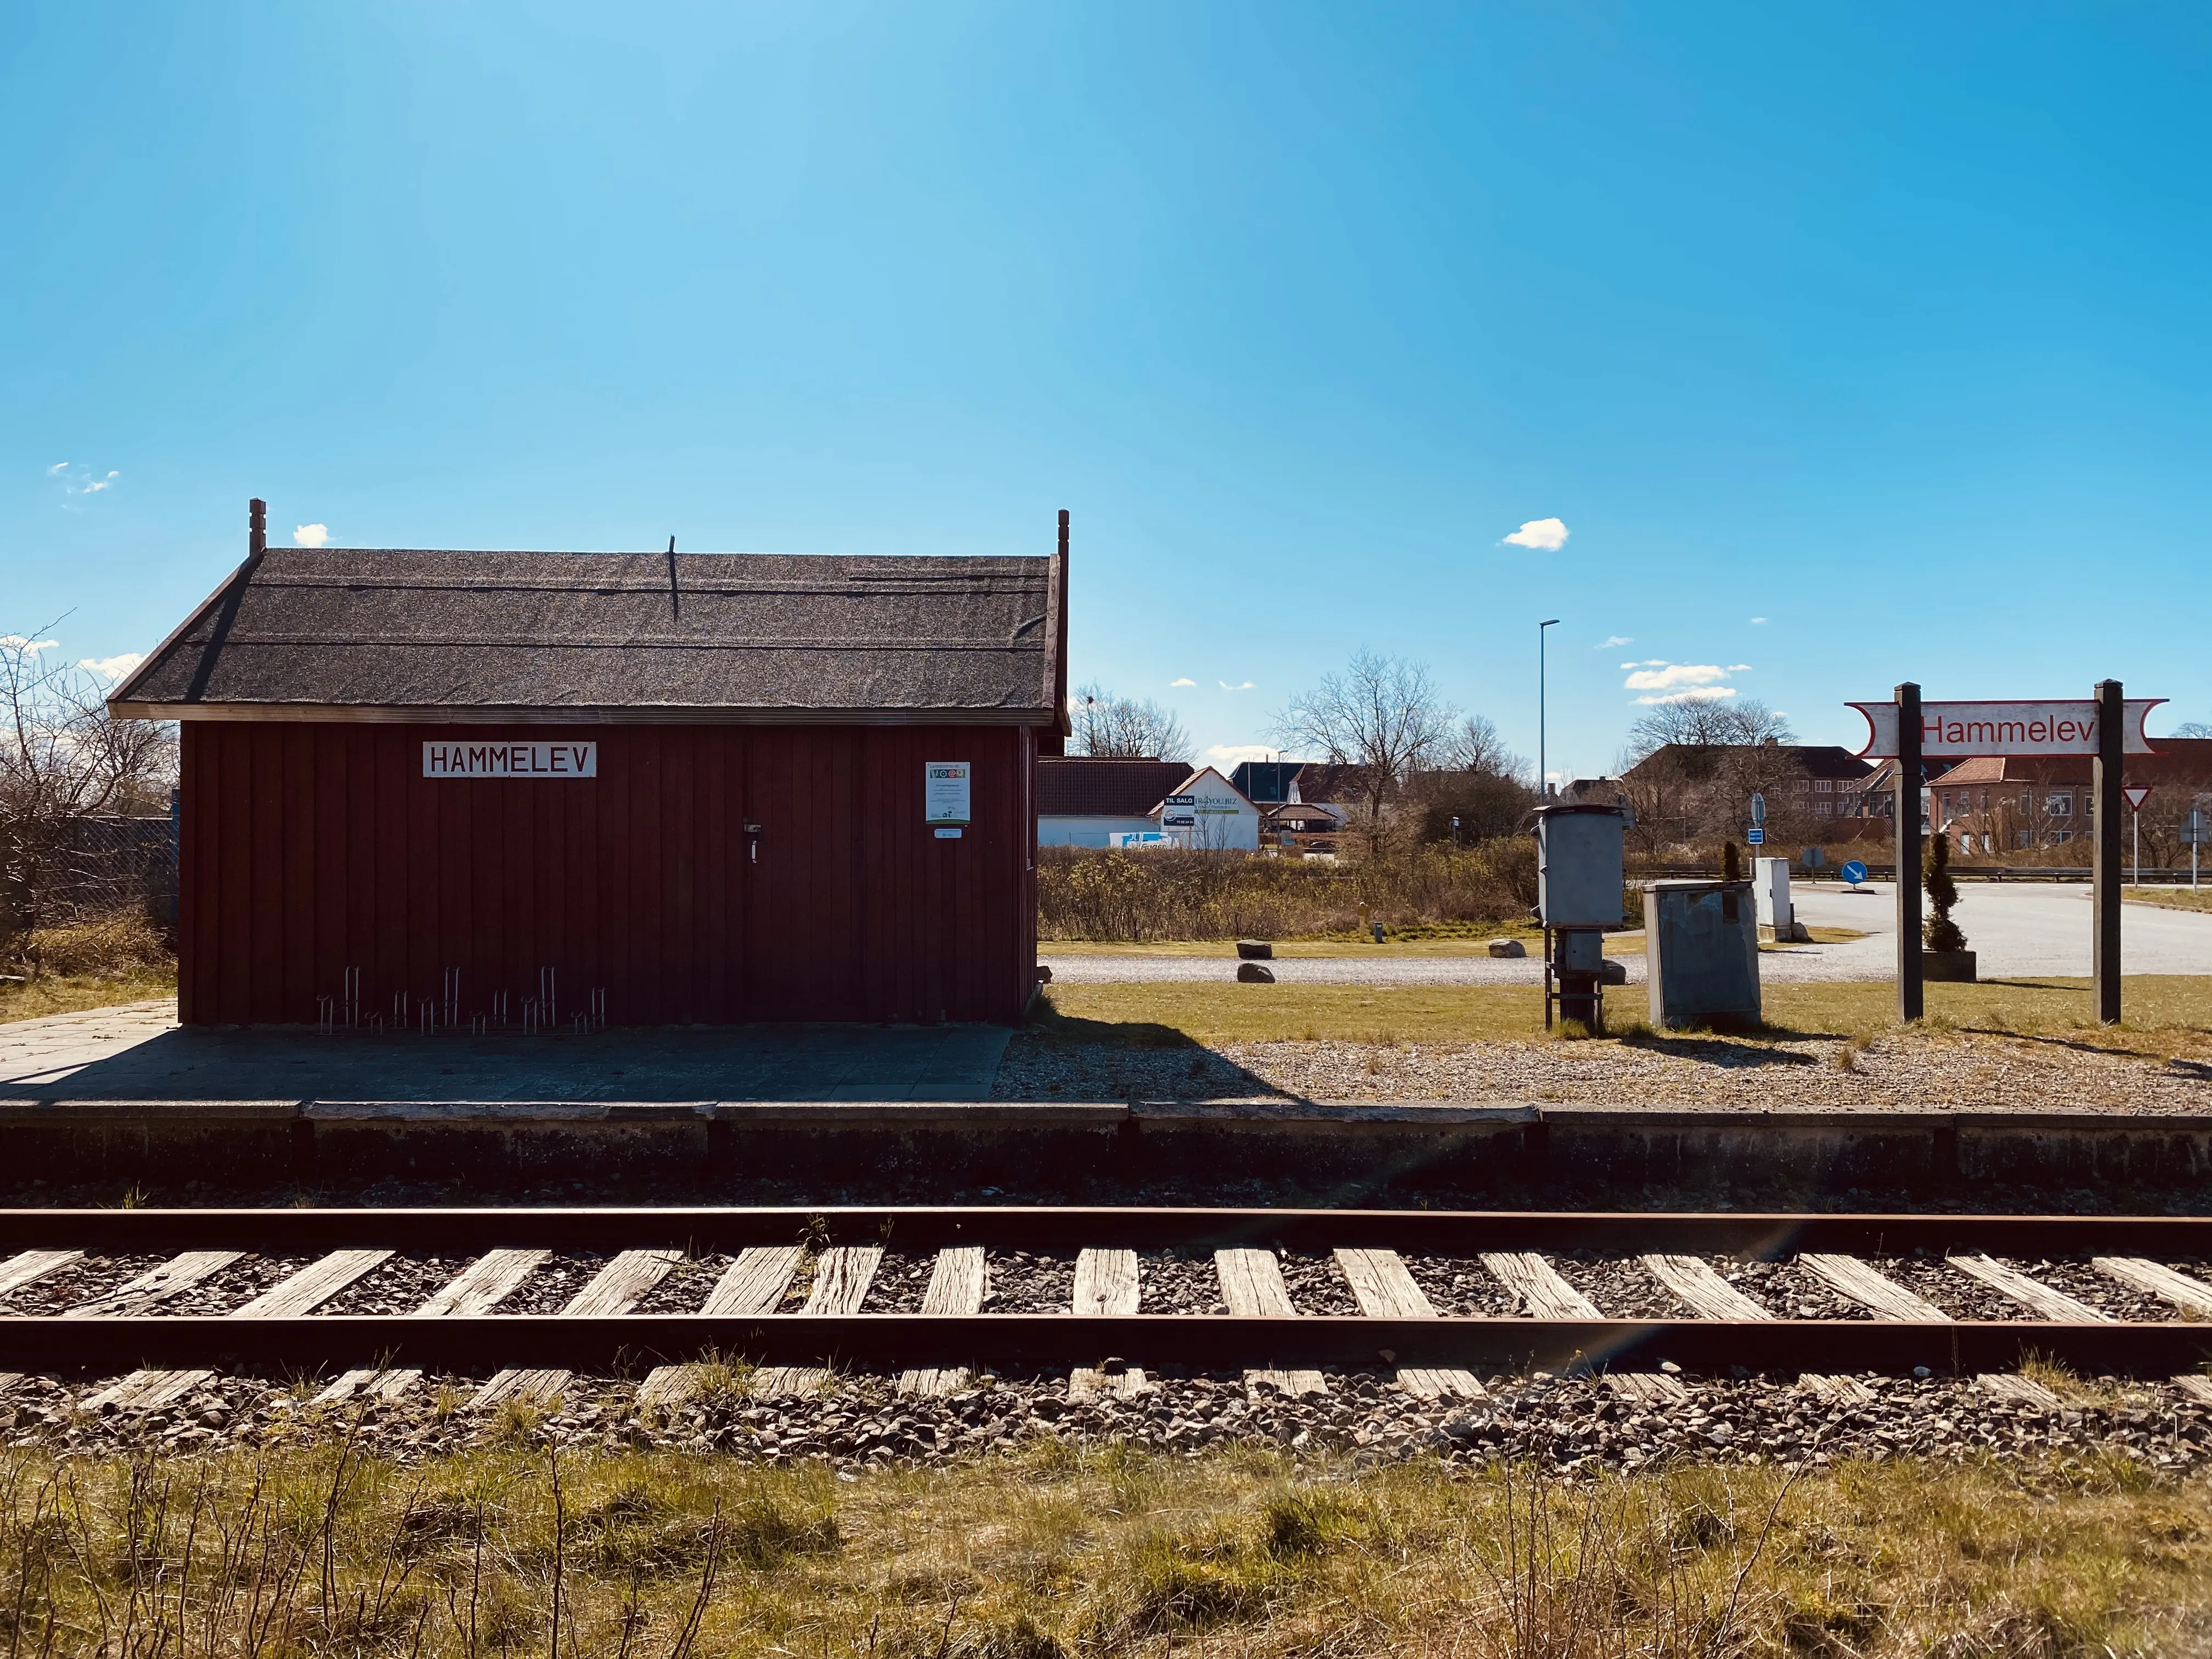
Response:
[1152, 766, 1262, 851]
[1036, 758, 1193, 848]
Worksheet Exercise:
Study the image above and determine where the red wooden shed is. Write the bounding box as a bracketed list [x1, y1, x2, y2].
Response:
[110, 503, 1070, 1027]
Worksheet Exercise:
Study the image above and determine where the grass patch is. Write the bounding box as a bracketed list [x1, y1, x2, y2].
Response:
[1036, 977, 2212, 1049]
[0, 967, 175, 1025]
[1, 907, 177, 1025]
[1043, 926, 1864, 958]
[2128, 886, 2212, 915]
[0, 1442, 2204, 1657]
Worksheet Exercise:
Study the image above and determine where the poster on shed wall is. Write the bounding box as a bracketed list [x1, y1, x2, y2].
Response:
[924, 761, 972, 826]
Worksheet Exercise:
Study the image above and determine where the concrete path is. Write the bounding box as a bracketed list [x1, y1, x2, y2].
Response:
[0, 1002, 1009, 1103]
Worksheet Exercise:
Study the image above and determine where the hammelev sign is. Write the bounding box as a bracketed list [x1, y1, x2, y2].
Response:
[1849, 699, 2164, 759]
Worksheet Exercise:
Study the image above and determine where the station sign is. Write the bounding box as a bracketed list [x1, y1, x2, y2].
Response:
[1849, 698, 2163, 759]
[424, 742, 596, 778]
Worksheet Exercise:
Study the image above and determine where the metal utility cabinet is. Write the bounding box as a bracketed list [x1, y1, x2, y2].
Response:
[1645, 878, 1762, 1029]
[1532, 798, 1628, 1031]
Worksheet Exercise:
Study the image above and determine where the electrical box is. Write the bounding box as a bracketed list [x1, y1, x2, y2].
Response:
[1534, 805, 1626, 928]
[1753, 857, 1792, 929]
[1645, 879, 1761, 1028]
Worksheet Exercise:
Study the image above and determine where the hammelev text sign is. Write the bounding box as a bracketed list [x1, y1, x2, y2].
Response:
[1849, 699, 2163, 759]
[424, 742, 596, 778]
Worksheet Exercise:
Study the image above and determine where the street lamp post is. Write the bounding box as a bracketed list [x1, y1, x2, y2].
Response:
[1538, 619, 1561, 800]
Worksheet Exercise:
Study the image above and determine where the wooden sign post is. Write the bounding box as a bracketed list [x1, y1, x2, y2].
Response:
[1850, 684, 2163, 1028]
[2093, 679, 2123, 1024]
[1894, 682, 1922, 1023]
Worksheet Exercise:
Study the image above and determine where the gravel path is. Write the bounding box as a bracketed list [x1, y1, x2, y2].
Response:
[994, 1028, 2212, 1110]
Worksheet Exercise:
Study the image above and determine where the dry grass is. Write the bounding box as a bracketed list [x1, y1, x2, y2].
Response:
[1041, 927, 1864, 959]
[1035, 976, 2212, 1052]
[1039, 843, 1539, 942]
[0, 909, 176, 1024]
[0, 1439, 2203, 1657]
[2128, 887, 2212, 915]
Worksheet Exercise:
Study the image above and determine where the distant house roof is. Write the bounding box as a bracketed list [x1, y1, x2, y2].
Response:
[1925, 739, 2212, 788]
[1291, 763, 1384, 805]
[1037, 757, 1193, 817]
[111, 540, 1069, 727]
[1229, 760, 1306, 804]
[1264, 801, 1342, 831]
[1623, 743, 1875, 783]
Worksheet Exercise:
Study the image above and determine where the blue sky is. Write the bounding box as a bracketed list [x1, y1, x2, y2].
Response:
[8, 2, 2212, 777]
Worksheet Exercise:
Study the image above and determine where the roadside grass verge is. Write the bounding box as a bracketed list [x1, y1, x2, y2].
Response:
[0, 1441, 2202, 1657]
[1034, 977, 2212, 1054]
[2128, 886, 2212, 915]
[1040, 926, 1864, 958]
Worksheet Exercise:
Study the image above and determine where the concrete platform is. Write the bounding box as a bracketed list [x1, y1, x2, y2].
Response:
[0, 1002, 1011, 1103]
[1, 1095, 2207, 1195]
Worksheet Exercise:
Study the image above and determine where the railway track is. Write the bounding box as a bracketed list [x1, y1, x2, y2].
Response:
[1, 1207, 2208, 1415]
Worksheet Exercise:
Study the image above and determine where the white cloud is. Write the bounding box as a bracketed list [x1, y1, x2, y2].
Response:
[1597, 635, 1632, 649]
[1726, 663, 1752, 673]
[1621, 659, 1667, 669]
[0, 636, 58, 657]
[1205, 744, 1275, 769]
[79, 652, 144, 681]
[1623, 663, 1728, 692]
[294, 523, 330, 548]
[48, 463, 119, 499]
[1501, 517, 1569, 551]
[1218, 680, 1255, 691]
[1169, 676, 1195, 687]
[1635, 686, 1739, 707]
[1750, 616, 1768, 624]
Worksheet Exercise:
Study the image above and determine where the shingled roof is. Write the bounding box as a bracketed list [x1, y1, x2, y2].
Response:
[111, 533, 1069, 727]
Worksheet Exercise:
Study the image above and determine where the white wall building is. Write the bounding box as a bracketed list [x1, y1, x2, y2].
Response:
[1152, 766, 1262, 851]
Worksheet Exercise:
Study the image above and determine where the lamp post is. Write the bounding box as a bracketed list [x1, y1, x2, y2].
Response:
[1538, 619, 1560, 800]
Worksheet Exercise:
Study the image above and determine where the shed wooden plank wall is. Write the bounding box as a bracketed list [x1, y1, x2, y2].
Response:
[179, 723, 1037, 1026]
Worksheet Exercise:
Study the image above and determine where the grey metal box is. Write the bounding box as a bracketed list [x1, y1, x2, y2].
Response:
[1536, 809, 1625, 927]
[1645, 879, 1762, 1028]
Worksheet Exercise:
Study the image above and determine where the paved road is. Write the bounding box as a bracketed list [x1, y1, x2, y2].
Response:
[1045, 883, 2212, 985]
[1792, 881, 2212, 979]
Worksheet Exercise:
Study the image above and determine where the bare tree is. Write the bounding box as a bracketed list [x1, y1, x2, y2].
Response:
[0, 625, 176, 951]
[1621, 696, 1796, 764]
[1275, 650, 1454, 854]
[1440, 713, 1527, 780]
[2175, 721, 2212, 739]
[1067, 684, 1192, 762]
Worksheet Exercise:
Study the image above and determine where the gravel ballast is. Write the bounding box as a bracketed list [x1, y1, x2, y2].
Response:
[5, 1365, 2208, 1480]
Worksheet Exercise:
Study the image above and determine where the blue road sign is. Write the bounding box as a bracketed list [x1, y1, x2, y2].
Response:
[1841, 859, 1868, 886]
[1747, 827, 1764, 845]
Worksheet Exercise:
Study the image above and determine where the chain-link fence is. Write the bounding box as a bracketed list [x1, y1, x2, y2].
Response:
[1, 814, 178, 933]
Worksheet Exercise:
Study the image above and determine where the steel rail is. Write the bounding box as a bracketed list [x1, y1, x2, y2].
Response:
[5, 1208, 2210, 1382]
[0, 1207, 2207, 1256]
[0, 1314, 2206, 1380]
